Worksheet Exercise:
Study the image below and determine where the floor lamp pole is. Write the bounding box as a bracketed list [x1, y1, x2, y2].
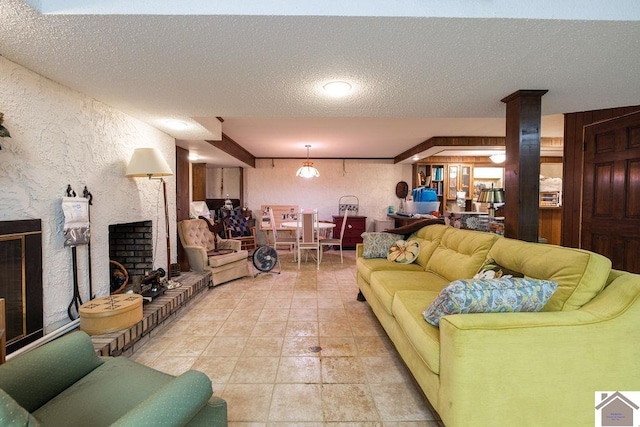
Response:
[161, 178, 171, 277]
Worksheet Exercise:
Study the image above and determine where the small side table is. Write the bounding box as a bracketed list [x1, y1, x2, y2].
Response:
[79, 294, 143, 335]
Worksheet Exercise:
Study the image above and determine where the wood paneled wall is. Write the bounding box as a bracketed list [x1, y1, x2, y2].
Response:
[562, 105, 640, 248]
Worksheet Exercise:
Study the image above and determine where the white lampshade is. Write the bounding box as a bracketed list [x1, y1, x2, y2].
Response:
[125, 147, 173, 177]
[296, 162, 320, 178]
[295, 144, 320, 178]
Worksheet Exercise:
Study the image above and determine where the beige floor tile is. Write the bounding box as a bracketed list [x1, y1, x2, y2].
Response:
[285, 320, 319, 337]
[129, 250, 441, 424]
[191, 356, 238, 383]
[361, 355, 412, 384]
[202, 336, 248, 357]
[321, 356, 366, 383]
[321, 383, 378, 422]
[276, 356, 321, 383]
[289, 307, 318, 321]
[354, 335, 395, 357]
[223, 383, 273, 423]
[229, 356, 279, 383]
[281, 336, 322, 357]
[269, 384, 324, 422]
[145, 355, 197, 376]
[216, 318, 258, 336]
[319, 336, 358, 357]
[251, 321, 287, 337]
[258, 309, 290, 322]
[263, 298, 293, 309]
[319, 319, 353, 337]
[370, 383, 435, 422]
[161, 335, 213, 357]
[241, 336, 284, 357]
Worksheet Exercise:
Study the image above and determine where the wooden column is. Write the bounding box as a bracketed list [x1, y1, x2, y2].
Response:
[501, 90, 547, 242]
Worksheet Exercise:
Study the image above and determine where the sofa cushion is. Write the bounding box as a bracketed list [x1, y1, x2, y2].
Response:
[474, 258, 524, 280]
[0, 331, 104, 412]
[356, 257, 425, 283]
[409, 224, 448, 269]
[426, 227, 498, 282]
[487, 237, 612, 311]
[361, 232, 402, 258]
[0, 388, 40, 427]
[392, 290, 442, 374]
[370, 270, 450, 315]
[33, 356, 173, 427]
[208, 249, 248, 267]
[422, 277, 558, 327]
[387, 239, 420, 264]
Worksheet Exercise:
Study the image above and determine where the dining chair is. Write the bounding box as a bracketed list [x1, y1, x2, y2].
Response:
[269, 210, 297, 256]
[297, 209, 320, 270]
[320, 209, 348, 264]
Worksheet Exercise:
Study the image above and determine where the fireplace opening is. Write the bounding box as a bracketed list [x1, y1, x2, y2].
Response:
[108, 221, 153, 293]
[0, 219, 44, 354]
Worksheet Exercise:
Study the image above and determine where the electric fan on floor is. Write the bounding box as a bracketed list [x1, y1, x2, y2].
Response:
[252, 245, 281, 277]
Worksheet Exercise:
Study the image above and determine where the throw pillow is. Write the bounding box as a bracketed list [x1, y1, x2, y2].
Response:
[361, 232, 402, 258]
[0, 389, 40, 427]
[474, 258, 524, 280]
[387, 239, 421, 264]
[422, 277, 558, 327]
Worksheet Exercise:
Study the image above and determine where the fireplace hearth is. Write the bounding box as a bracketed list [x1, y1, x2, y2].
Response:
[0, 219, 44, 354]
[108, 221, 154, 289]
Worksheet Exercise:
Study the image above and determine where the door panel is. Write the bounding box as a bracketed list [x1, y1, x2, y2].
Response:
[582, 111, 640, 273]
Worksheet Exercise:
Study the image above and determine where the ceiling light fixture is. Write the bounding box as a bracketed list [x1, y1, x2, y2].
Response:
[490, 153, 506, 164]
[323, 81, 352, 97]
[296, 145, 320, 178]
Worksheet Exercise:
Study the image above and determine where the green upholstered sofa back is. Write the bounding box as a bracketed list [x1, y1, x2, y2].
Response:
[488, 238, 612, 311]
[0, 331, 104, 412]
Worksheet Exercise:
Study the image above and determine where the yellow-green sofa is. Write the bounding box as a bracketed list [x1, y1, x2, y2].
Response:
[357, 223, 640, 426]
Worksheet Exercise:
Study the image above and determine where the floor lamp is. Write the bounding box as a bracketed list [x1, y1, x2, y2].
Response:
[125, 147, 174, 276]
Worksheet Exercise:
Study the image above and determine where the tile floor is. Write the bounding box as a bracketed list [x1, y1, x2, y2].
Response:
[130, 249, 444, 426]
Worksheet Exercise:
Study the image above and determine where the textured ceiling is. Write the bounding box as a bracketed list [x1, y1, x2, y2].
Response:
[1, 0, 639, 166]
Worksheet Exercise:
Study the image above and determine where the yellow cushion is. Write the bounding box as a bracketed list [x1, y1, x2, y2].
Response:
[426, 227, 498, 282]
[356, 257, 424, 283]
[409, 224, 448, 269]
[488, 238, 611, 311]
[392, 290, 442, 374]
[370, 270, 449, 315]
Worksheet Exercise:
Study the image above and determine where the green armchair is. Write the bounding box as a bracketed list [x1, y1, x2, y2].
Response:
[0, 331, 227, 426]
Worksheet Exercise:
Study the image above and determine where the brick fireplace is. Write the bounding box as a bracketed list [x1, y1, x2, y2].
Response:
[108, 220, 154, 288]
[0, 219, 44, 354]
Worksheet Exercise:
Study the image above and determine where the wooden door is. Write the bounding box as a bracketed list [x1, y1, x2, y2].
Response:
[582, 111, 640, 273]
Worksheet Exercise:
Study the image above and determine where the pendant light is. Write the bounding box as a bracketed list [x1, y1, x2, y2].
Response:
[296, 144, 320, 178]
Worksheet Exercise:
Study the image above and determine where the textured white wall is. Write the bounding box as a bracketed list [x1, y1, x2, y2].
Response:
[246, 158, 412, 244]
[0, 57, 176, 332]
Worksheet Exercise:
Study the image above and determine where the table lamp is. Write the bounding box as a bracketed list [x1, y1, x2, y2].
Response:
[477, 184, 505, 217]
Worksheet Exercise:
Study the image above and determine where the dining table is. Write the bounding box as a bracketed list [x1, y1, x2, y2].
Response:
[281, 220, 336, 238]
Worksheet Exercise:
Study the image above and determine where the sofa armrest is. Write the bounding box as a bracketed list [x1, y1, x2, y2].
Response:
[182, 245, 209, 272]
[112, 370, 214, 427]
[437, 273, 640, 426]
[218, 239, 241, 251]
[356, 243, 364, 257]
[0, 331, 103, 412]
